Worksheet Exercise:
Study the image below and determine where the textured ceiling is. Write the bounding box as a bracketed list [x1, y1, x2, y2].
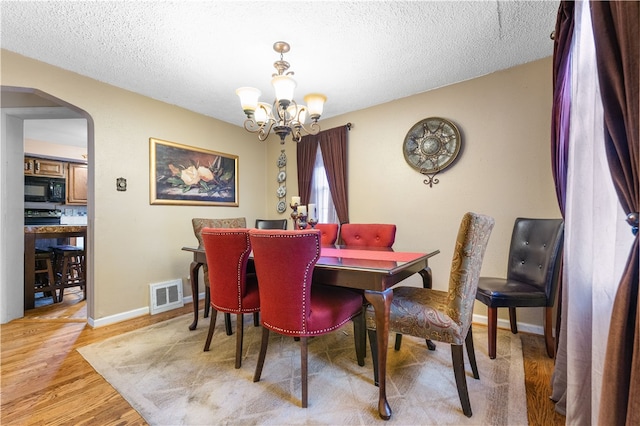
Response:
[1, 0, 558, 137]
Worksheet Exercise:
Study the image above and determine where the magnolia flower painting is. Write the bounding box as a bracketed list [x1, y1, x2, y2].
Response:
[150, 138, 238, 206]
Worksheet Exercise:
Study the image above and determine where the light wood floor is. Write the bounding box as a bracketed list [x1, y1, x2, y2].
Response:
[1, 291, 565, 425]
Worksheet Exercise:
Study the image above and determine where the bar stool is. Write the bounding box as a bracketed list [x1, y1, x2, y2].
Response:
[34, 249, 58, 303]
[51, 245, 86, 301]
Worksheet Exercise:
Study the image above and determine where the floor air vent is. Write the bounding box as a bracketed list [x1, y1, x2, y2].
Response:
[150, 279, 184, 315]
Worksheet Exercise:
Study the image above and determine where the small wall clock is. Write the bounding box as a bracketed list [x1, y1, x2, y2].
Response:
[402, 117, 461, 187]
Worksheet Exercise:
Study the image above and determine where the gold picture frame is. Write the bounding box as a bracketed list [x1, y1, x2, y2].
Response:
[150, 138, 239, 206]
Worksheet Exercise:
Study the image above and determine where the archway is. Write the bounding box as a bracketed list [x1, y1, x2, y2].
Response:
[1, 86, 94, 323]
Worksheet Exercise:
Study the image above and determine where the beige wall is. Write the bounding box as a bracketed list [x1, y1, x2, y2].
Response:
[3, 49, 559, 330]
[269, 57, 560, 329]
[2, 50, 267, 322]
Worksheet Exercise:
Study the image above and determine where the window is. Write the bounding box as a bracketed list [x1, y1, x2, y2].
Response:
[309, 147, 338, 224]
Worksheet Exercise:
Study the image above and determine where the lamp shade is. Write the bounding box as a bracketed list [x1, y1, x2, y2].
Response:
[236, 87, 261, 115]
[287, 103, 307, 124]
[272, 75, 297, 104]
[303, 93, 327, 120]
[255, 102, 272, 125]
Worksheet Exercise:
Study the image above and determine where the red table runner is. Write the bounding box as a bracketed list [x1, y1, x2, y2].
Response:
[320, 247, 425, 262]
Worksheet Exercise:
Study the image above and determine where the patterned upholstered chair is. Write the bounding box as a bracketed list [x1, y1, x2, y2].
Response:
[365, 212, 495, 417]
[476, 218, 564, 359]
[192, 217, 248, 332]
[340, 223, 396, 247]
[313, 223, 339, 245]
[202, 228, 260, 368]
[249, 229, 365, 408]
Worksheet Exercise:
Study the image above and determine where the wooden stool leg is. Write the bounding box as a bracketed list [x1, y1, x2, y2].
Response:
[46, 257, 58, 303]
[34, 253, 58, 304]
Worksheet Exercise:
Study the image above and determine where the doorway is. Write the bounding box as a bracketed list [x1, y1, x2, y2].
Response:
[0, 86, 94, 324]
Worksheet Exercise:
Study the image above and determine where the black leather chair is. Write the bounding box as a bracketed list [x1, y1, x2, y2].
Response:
[476, 218, 564, 359]
[255, 219, 287, 230]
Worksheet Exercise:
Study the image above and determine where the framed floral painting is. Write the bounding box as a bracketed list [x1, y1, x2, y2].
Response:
[149, 138, 238, 206]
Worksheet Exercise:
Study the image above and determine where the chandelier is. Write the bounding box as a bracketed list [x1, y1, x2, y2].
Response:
[236, 41, 326, 144]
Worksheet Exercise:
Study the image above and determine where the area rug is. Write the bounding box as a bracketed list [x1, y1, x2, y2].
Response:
[78, 312, 527, 425]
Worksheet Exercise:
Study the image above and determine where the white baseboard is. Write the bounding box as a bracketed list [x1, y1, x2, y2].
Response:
[472, 313, 546, 336]
[182, 292, 205, 304]
[88, 292, 206, 328]
[88, 306, 149, 328]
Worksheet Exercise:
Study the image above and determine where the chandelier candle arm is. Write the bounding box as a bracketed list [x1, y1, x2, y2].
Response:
[236, 41, 326, 144]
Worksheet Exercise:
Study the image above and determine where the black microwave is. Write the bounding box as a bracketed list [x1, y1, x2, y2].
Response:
[24, 176, 66, 203]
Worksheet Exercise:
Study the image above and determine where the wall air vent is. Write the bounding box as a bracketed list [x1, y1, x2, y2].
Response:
[149, 279, 183, 315]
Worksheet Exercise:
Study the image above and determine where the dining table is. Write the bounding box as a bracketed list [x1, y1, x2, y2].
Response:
[181, 244, 440, 420]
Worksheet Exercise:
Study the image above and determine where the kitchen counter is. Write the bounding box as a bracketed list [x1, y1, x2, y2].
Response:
[24, 224, 87, 233]
[24, 225, 87, 310]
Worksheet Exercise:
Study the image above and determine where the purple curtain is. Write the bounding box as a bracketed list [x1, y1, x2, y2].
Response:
[551, 1, 574, 217]
[296, 134, 319, 205]
[590, 1, 639, 424]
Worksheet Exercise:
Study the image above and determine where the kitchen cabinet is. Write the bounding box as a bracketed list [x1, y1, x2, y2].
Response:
[24, 157, 65, 177]
[66, 163, 88, 205]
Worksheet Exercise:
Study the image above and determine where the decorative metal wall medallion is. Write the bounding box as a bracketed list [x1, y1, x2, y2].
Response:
[403, 117, 461, 187]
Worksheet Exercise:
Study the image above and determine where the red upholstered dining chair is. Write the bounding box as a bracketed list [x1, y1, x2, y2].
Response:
[192, 217, 249, 333]
[340, 223, 396, 247]
[366, 212, 495, 417]
[201, 228, 260, 369]
[340, 223, 405, 352]
[313, 223, 339, 245]
[249, 229, 365, 408]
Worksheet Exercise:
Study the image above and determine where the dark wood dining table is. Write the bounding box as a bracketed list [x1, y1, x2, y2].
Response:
[181, 244, 440, 420]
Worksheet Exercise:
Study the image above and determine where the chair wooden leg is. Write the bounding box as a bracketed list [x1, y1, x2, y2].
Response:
[253, 327, 270, 382]
[451, 344, 472, 417]
[300, 336, 308, 408]
[394, 333, 436, 351]
[353, 311, 366, 366]
[367, 329, 379, 386]
[235, 313, 244, 368]
[509, 307, 518, 333]
[204, 286, 210, 318]
[544, 307, 555, 358]
[253, 312, 259, 327]
[488, 307, 498, 359]
[394, 334, 402, 351]
[203, 308, 218, 351]
[224, 313, 233, 336]
[465, 327, 480, 379]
